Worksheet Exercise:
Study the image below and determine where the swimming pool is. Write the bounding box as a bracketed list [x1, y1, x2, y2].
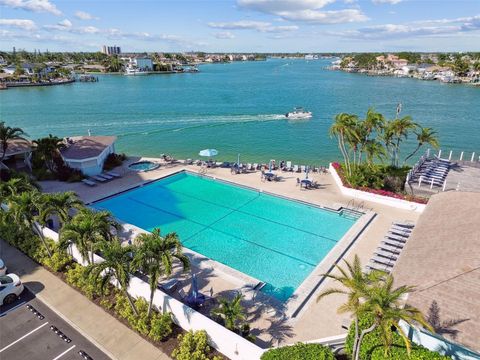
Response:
[92, 171, 357, 301]
[128, 161, 160, 172]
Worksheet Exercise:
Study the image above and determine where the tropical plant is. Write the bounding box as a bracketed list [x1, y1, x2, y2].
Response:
[133, 228, 190, 317]
[404, 127, 439, 164]
[317, 255, 373, 360]
[87, 240, 138, 315]
[60, 208, 119, 264]
[211, 292, 246, 332]
[356, 274, 433, 359]
[329, 113, 360, 176]
[0, 172, 39, 199]
[7, 190, 52, 257]
[103, 55, 123, 72]
[172, 330, 221, 360]
[261, 342, 335, 360]
[33, 134, 65, 173]
[0, 122, 28, 163]
[384, 116, 417, 167]
[39, 191, 84, 227]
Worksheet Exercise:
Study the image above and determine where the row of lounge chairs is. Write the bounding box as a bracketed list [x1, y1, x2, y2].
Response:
[81, 171, 122, 187]
[366, 221, 415, 274]
[410, 156, 451, 187]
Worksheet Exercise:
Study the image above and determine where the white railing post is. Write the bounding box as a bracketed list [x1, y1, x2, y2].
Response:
[471, 152, 475, 162]
[460, 151, 464, 161]
[448, 150, 452, 161]
[438, 149, 442, 158]
[418, 176, 422, 188]
[430, 178, 434, 189]
[427, 148, 430, 157]
[442, 179, 447, 191]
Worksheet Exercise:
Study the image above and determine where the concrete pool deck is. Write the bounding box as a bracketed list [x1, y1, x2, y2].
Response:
[39, 157, 421, 346]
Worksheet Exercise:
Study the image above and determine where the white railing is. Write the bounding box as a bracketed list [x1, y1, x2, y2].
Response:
[39, 226, 266, 360]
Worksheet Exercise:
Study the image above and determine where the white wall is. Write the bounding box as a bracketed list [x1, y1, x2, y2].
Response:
[64, 144, 115, 176]
[329, 163, 426, 213]
[40, 226, 265, 360]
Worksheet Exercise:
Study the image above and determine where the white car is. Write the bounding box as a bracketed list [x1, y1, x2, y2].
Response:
[0, 274, 24, 305]
[0, 259, 6, 276]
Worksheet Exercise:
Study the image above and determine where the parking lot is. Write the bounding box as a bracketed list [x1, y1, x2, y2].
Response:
[0, 289, 111, 360]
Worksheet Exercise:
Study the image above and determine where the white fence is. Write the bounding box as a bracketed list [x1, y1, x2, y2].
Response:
[40, 226, 266, 360]
[329, 163, 426, 213]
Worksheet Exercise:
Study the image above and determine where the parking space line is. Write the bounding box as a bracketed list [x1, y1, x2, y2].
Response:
[52, 345, 76, 360]
[0, 301, 26, 317]
[0, 322, 49, 353]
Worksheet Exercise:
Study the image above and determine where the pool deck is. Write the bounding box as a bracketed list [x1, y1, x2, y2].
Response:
[39, 157, 421, 347]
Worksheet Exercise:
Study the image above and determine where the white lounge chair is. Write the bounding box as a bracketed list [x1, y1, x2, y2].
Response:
[98, 173, 114, 180]
[384, 235, 407, 244]
[292, 165, 299, 172]
[375, 250, 398, 261]
[285, 161, 292, 171]
[91, 175, 107, 182]
[82, 179, 96, 187]
[381, 240, 404, 249]
[106, 171, 121, 178]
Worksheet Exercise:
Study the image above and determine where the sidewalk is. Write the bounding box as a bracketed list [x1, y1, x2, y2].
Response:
[0, 240, 171, 360]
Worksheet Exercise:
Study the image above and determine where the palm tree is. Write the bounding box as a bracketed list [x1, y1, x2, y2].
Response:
[317, 255, 373, 360]
[87, 240, 138, 316]
[33, 134, 65, 173]
[404, 127, 439, 164]
[39, 191, 84, 227]
[330, 113, 360, 176]
[0, 122, 28, 163]
[60, 208, 119, 264]
[356, 274, 433, 359]
[211, 292, 246, 331]
[133, 228, 190, 317]
[364, 139, 387, 166]
[359, 108, 386, 164]
[0, 173, 39, 199]
[385, 116, 417, 167]
[7, 190, 52, 257]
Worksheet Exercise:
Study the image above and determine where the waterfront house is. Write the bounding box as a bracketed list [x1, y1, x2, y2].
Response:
[60, 136, 117, 176]
[0, 138, 34, 171]
[131, 56, 153, 71]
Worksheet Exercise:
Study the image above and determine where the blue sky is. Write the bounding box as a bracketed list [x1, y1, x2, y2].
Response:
[0, 0, 479, 52]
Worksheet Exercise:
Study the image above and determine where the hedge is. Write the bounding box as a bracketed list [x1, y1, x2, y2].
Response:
[260, 342, 335, 360]
[345, 315, 450, 360]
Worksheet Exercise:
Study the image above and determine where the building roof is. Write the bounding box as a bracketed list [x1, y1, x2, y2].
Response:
[60, 136, 116, 160]
[2, 138, 33, 157]
[393, 191, 480, 353]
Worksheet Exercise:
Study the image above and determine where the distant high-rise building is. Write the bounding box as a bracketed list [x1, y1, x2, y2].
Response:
[101, 45, 121, 55]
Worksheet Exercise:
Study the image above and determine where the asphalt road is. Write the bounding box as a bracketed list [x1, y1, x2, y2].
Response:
[0, 288, 111, 360]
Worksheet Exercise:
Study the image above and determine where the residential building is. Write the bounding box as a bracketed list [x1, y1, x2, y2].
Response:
[131, 56, 153, 71]
[60, 136, 117, 176]
[101, 45, 121, 55]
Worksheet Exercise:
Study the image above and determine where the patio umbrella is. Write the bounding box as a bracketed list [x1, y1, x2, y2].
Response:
[268, 161, 272, 173]
[199, 149, 218, 157]
[237, 153, 240, 167]
[305, 166, 309, 179]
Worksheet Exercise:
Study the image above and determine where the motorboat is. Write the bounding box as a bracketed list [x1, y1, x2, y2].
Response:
[285, 107, 312, 119]
[124, 65, 149, 76]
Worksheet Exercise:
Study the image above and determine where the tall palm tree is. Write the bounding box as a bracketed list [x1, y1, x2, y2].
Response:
[133, 228, 190, 317]
[359, 108, 386, 165]
[356, 274, 433, 359]
[386, 116, 417, 167]
[39, 191, 84, 227]
[211, 292, 246, 331]
[33, 134, 65, 173]
[0, 122, 28, 163]
[87, 240, 138, 316]
[404, 127, 439, 164]
[7, 190, 52, 257]
[330, 113, 360, 176]
[317, 255, 373, 360]
[60, 208, 119, 264]
[364, 139, 387, 166]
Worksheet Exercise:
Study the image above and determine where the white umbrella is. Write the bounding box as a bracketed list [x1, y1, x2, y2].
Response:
[305, 166, 309, 179]
[199, 149, 218, 157]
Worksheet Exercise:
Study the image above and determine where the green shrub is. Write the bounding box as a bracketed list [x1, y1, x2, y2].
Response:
[149, 312, 173, 341]
[103, 153, 126, 171]
[65, 263, 106, 299]
[172, 330, 221, 360]
[43, 246, 73, 272]
[345, 314, 450, 360]
[260, 342, 335, 360]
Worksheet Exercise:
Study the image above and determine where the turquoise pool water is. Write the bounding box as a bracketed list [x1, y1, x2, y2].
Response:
[92, 172, 356, 301]
[128, 161, 160, 172]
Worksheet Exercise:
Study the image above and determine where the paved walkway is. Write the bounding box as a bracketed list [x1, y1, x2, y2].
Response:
[0, 240, 171, 360]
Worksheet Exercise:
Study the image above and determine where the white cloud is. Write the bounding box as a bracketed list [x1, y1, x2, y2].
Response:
[208, 20, 298, 32]
[0, 0, 61, 16]
[0, 18, 36, 30]
[214, 31, 235, 39]
[74, 10, 98, 20]
[372, 0, 402, 4]
[237, 0, 368, 24]
[330, 15, 480, 39]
